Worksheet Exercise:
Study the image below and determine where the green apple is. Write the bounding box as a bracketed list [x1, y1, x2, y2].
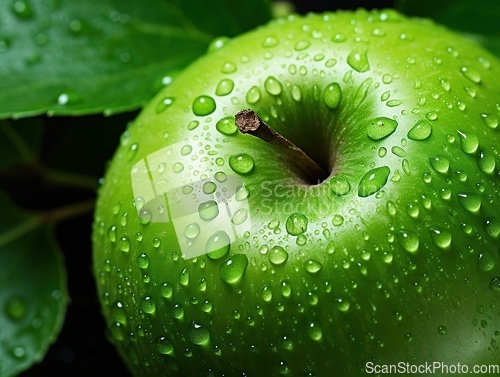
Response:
[92, 8, 500, 376]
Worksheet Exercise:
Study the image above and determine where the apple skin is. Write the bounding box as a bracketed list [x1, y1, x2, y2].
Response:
[93, 9, 500, 377]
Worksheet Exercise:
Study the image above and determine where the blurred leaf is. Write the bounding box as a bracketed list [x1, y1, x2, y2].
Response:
[0, 118, 43, 170]
[0, 0, 272, 120]
[396, 0, 500, 57]
[0, 190, 68, 377]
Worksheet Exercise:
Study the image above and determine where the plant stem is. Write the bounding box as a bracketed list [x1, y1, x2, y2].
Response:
[235, 109, 327, 182]
[40, 199, 96, 224]
[31, 162, 99, 191]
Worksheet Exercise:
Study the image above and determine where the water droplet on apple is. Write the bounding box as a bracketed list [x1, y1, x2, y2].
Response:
[231, 208, 248, 225]
[4, 296, 27, 321]
[347, 44, 370, 72]
[127, 143, 139, 162]
[439, 77, 451, 91]
[429, 156, 450, 174]
[192, 95, 216, 116]
[229, 154, 254, 174]
[391, 146, 406, 157]
[460, 66, 481, 83]
[246, 86, 261, 104]
[202, 181, 216, 194]
[429, 229, 452, 249]
[181, 145, 192, 156]
[437, 325, 447, 335]
[397, 230, 419, 253]
[290, 85, 302, 102]
[304, 259, 322, 273]
[457, 130, 479, 154]
[323, 82, 342, 109]
[216, 116, 237, 135]
[235, 184, 250, 201]
[117, 236, 131, 253]
[407, 120, 432, 141]
[206, 230, 231, 260]
[219, 254, 248, 285]
[329, 175, 351, 196]
[208, 36, 229, 52]
[188, 120, 199, 130]
[172, 162, 184, 173]
[221, 62, 236, 74]
[261, 285, 272, 302]
[159, 282, 173, 299]
[268, 246, 288, 265]
[332, 214, 344, 226]
[478, 251, 496, 272]
[198, 200, 219, 220]
[307, 322, 322, 341]
[481, 113, 498, 129]
[332, 33, 346, 42]
[264, 76, 283, 95]
[188, 322, 210, 346]
[110, 301, 127, 324]
[172, 303, 184, 319]
[155, 97, 174, 113]
[285, 213, 308, 235]
[179, 268, 190, 286]
[215, 79, 234, 96]
[458, 193, 481, 213]
[485, 218, 500, 238]
[489, 277, 500, 292]
[262, 35, 279, 47]
[477, 150, 495, 174]
[136, 253, 149, 269]
[280, 280, 291, 297]
[155, 336, 174, 355]
[358, 166, 391, 197]
[366, 117, 398, 140]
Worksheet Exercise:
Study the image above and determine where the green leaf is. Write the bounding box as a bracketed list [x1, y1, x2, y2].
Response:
[0, 0, 272, 120]
[0, 118, 43, 170]
[0, 190, 68, 377]
[396, 0, 500, 57]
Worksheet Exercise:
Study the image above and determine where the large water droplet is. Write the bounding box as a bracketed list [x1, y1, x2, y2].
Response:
[219, 254, 248, 285]
[188, 322, 210, 346]
[179, 267, 190, 286]
[304, 259, 322, 273]
[367, 117, 398, 140]
[291, 85, 302, 102]
[347, 44, 370, 72]
[481, 113, 498, 129]
[323, 83, 342, 109]
[246, 86, 261, 104]
[460, 66, 481, 83]
[262, 36, 279, 47]
[329, 175, 351, 196]
[457, 130, 479, 154]
[111, 301, 127, 325]
[286, 213, 308, 236]
[136, 253, 150, 269]
[358, 166, 391, 197]
[307, 322, 323, 341]
[261, 285, 273, 302]
[264, 76, 283, 96]
[397, 230, 419, 253]
[215, 79, 234, 96]
[429, 229, 452, 249]
[198, 200, 219, 220]
[11, 0, 33, 19]
[478, 251, 496, 272]
[140, 296, 156, 314]
[118, 236, 131, 252]
[429, 156, 450, 174]
[229, 154, 254, 174]
[477, 150, 496, 174]
[206, 230, 231, 260]
[489, 277, 500, 292]
[407, 120, 432, 141]
[155, 336, 174, 355]
[458, 193, 481, 213]
[192, 95, 216, 116]
[485, 218, 500, 238]
[216, 116, 237, 135]
[231, 208, 248, 225]
[268, 246, 289, 265]
[159, 282, 173, 299]
[184, 223, 200, 239]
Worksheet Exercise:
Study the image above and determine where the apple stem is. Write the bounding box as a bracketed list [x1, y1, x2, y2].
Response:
[235, 109, 328, 182]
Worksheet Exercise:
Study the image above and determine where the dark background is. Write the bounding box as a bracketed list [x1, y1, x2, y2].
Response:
[20, 1, 395, 376]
